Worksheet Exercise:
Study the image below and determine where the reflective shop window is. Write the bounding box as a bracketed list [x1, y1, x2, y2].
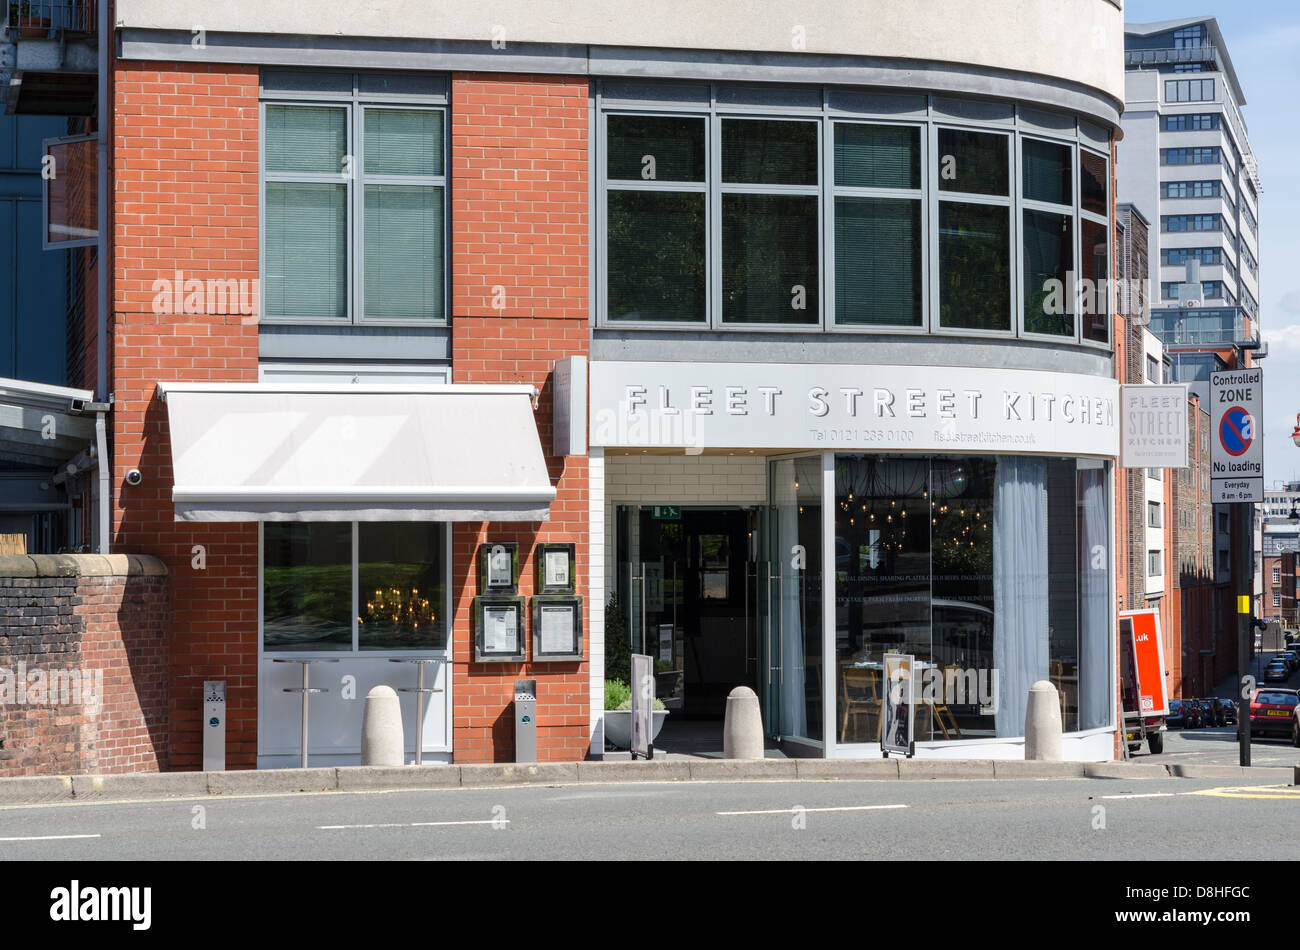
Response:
[263, 522, 448, 653]
[937, 129, 1011, 332]
[833, 123, 923, 328]
[721, 119, 819, 325]
[606, 115, 707, 323]
[833, 455, 1110, 743]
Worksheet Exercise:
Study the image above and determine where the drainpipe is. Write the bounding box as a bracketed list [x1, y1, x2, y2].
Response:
[95, 0, 110, 553]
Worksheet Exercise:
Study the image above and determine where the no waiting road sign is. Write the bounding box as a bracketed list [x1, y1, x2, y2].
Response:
[1210, 367, 1263, 503]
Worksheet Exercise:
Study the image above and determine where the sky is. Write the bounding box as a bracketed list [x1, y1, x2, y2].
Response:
[1125, 0, 1300, 484]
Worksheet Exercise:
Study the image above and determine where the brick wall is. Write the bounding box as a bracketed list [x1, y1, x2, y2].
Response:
[449, 74, 591, 763]
[112, 62, 261, 770]
[0, 555, 169, 776]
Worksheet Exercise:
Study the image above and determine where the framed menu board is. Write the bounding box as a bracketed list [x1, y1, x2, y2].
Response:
[530, 594, 583, 661]
[536, 542, 576, 594]
[473, 595, 526, 662]
[479, 542, 519, 595]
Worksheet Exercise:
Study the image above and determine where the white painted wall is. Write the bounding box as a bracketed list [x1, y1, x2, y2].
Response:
[117, 0, 1125, 104]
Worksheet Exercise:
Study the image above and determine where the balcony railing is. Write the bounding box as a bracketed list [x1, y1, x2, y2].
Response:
[1124, 45, 1221, 69]
[3, 0, 95, 36]
[1148, 306, 1257, 347]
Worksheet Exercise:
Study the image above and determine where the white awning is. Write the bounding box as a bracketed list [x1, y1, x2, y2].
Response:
[157, 383, 556, 522]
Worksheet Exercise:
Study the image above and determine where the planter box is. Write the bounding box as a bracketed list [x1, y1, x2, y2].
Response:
[603, 709, 668, 750]
[17, 16, 52, 38]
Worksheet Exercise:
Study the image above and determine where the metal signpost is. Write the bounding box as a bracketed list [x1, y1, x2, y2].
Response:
[1210, 367, 1263, 767]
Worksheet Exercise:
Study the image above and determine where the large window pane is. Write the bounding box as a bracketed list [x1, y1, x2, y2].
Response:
[364, 184, 444, 320]
[1022, 138, 1072, 206]
[1080, 150, 1108, 216]
[722, 119, 818, 185]
[771, 457, 823, 742]
[266, 105, 347, 174]
[607, 115, 705, 182]
[1080, 218, 1110, 343]
[722, 193, 818, 324]
[834, 197, 922, 327]
[938, 201, 1010, 331]
[265, 181, 347, 319]
[263, 523, 353, 651]
[834, 123, 920, 189]
[834, 456, 931, 744]
[364, 108, 443, 177]
[359, 523, 447, 650]
[937, 129, 1008, 196]
[1023, 208, 1074, 337]
[607, 190, 706, 322]
[930, 457, 997, 740]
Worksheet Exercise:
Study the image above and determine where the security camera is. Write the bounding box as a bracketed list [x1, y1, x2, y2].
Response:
[125, 468, 143, 486]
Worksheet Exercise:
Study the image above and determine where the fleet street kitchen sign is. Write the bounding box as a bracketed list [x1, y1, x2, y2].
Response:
[1119, 384, 1189, 469]
[590, 361, 1119, 457]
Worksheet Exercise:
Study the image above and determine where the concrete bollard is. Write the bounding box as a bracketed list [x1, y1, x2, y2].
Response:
[1024, 680, 1063, 761]
[723, 686, 764, 760]
[361, 685, 405, 766]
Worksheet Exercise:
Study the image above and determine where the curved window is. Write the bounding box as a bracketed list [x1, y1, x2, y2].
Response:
[598, 84, 1113, 348]
[833, 454, 1111, 743]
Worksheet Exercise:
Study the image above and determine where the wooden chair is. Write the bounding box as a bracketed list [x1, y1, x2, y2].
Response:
[840, 667, 880, 743]
[928, 665, 963, 739]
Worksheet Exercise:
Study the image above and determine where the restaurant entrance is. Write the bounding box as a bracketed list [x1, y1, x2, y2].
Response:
[616, 506, 757, 719]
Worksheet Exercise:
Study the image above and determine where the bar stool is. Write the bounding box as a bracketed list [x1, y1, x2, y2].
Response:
[273, 657, 339, 768]
[390, 658, 445, 766]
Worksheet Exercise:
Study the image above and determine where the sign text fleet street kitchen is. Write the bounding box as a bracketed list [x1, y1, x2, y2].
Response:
[589, 362, 1120, 456]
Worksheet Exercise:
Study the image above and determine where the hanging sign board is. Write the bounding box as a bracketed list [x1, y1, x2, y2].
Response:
[1119, 384, 1188, 469]
[1210, 367, 1263, 503]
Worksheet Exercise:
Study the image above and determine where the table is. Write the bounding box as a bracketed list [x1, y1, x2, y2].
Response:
[273, 658, 339, 768]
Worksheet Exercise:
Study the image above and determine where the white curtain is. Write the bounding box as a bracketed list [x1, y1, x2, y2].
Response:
[1078, 463, 1111, 730]
[993, 457, 1050, 738]
[774, 460, 807, 738]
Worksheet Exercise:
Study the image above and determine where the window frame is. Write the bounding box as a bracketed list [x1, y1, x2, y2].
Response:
[258, 520, 454, 658]
[716, 112, 825, 331]
[830, 117, 929, 335]
[259, 81, 450, 328]
[594, 86, 1112, 350]
[933, 122, 1016, 340]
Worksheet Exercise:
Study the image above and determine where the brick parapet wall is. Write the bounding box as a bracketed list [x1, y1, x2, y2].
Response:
[0, 555, 169, 776]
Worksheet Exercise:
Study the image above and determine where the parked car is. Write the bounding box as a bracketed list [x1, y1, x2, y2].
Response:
[1264, 660, 1290, 684]
[1249, 688, 1300, 738]
[1283, 648, 1300, 672]
[1199, 698, 1222, 727]
[1215, 697, 1237, 725]
[1166, 699, 1189, 729]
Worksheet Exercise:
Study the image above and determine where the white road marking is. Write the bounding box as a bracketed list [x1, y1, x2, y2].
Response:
[317, 819, 505, 830]
[718, 804, 907, 816]
[0, 833, 102, 842]
[1099, 793, 1177, 800]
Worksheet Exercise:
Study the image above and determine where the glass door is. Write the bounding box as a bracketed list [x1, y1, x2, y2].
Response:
[765, 456, 824, 745]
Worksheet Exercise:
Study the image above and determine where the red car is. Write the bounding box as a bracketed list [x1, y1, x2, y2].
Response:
[1249, 688, 1299, 738]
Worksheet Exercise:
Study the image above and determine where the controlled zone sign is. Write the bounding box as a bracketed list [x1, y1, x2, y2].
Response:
[1210, 367, 1263, 503]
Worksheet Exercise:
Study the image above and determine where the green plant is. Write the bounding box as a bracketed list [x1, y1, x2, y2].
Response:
[603, 678, 666, 712]
[604, 679, 630, 710]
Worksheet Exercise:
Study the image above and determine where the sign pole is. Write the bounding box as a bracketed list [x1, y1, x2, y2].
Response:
[1237, 503, 1252, 767]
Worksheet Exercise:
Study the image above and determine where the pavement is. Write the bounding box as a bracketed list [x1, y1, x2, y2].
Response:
[2, 772, 1297, 860]
[0, 752, 1292, 808]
